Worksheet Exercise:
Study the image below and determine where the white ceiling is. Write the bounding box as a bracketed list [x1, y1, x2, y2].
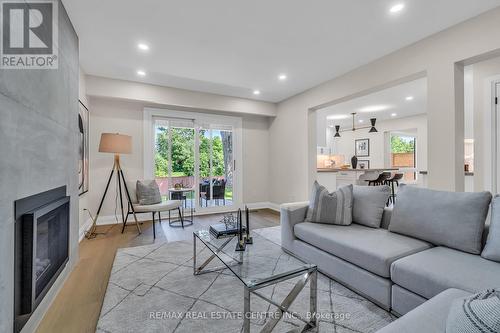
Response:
[317, 77, 427, 127]
[63, 0, 500, 102]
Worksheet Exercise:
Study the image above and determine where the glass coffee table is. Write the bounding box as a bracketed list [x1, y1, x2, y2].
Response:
[193, 229, 318, 332]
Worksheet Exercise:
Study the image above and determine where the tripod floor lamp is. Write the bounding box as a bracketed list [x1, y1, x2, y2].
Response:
[85, 133, 141, 239]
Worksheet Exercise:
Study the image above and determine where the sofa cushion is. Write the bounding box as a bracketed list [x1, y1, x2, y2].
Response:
[294, 222, 431, 277]
[376, 288, 472, 333]
[391, 247, 500, 300]
[389, 185, 491, 254]
[352, 185, 391, 228]
[482, 195, 500, 262]
[446, 289, 500, 333]
[305, 182, 353, 225]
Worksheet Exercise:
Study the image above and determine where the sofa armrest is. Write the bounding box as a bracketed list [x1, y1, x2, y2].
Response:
[280, 202, 309, 250]
[381, 207, 393, 229]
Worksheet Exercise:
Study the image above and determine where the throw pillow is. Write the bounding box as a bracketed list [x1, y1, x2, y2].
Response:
[389, 185, 491, 254]
[136, 180, 161, 205]
[482, 195, 500, 262]
[446, 289, 500, 333]
[305, 181, 353, 225]
[352, 185, 391, 228]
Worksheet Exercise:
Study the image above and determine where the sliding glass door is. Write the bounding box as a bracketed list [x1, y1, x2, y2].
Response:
[154, 118, 196, 207]
[149, 110, 241, 212]
[198, 126, 234, 208]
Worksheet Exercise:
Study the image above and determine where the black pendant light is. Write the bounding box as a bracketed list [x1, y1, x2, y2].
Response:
[334, 125, 341, 137]
[332, 113, 377, 137]
[369, 118, 378, 133]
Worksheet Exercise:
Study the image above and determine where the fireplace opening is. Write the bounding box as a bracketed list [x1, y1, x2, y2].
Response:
[14, 186, 70, 333]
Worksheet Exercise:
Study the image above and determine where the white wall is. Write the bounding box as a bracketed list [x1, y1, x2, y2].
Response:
[81, 96, 270, 222]
[329, 114, 427, 171]
[269, 7, 500, 204]
[86, 75, 276, 117]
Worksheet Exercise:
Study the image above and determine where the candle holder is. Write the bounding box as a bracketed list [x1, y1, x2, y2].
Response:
[245, 206, 253, 244]
[235, 208, 246, 251]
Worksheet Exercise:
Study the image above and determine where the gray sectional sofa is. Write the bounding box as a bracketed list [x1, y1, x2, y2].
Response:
[281, 185, 500, 331]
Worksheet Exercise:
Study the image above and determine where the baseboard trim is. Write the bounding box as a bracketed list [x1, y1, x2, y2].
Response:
[266, 202, 281, 212]
[78, 218, 93, 242]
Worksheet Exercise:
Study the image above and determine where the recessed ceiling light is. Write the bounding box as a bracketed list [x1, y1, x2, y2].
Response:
[137, 43, 149, 51]
[389, 3, 405, 14]
[137, 70, 146, 76]
[278, 74, 287, 81]
[253, 90, 261, 95]
[405, 96, 414, 101]
[359, 105, 391, 112]
[391, 113, 398, 117]
[327, 114, 350, 120]
[358, 119, 364, 123]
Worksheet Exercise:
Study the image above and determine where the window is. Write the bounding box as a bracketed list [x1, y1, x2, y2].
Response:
[390, 133, 417, 182]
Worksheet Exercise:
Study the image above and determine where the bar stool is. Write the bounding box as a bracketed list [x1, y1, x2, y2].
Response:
[366, 172, 391, 186]
[385, 173, 404, 205]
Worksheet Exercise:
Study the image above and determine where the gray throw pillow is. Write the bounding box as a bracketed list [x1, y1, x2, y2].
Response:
[136, 180, 161, 205]
[306, 181, 353, 225]
[389, 185, 491, 254]
[482, 195, 500, 262]
[352, 185, 391, 228]
[446, 289, 500, 333]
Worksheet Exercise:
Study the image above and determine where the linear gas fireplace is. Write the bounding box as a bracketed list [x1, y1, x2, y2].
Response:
[14, 186, 70, 333]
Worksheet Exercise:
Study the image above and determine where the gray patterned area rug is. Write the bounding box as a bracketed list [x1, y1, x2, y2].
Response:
[97, 227, 394, 333]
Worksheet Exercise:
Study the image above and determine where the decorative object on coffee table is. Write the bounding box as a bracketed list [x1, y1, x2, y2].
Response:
[245, 205, 253, 244]
[351, 155, 358, 169]
[235, 208, 246, 251]
[222, 212, 238, 228]
[209, 212, 245, 238]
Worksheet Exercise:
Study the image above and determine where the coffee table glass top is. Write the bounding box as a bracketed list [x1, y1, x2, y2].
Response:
[194, 229, 315, 288]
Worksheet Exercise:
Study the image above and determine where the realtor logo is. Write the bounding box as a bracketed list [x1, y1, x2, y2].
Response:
[1, 0, 58, 68]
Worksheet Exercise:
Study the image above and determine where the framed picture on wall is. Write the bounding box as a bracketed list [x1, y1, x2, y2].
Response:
[78, 100, 89, 195]
[355, 138, 370, 157]
[358, 160, 370, 169]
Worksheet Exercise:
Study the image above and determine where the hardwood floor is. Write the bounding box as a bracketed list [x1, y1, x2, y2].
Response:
[36, 210, 279, 333]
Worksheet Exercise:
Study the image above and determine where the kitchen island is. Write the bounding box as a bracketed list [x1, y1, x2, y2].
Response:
[317, 168, 399, 191]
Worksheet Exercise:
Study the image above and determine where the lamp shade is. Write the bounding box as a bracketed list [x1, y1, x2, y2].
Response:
[98, 133, 132, 154]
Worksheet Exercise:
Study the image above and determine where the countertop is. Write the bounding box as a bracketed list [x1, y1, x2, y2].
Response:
[317, 168, 399, 173]
[419, 171, 474, 176]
